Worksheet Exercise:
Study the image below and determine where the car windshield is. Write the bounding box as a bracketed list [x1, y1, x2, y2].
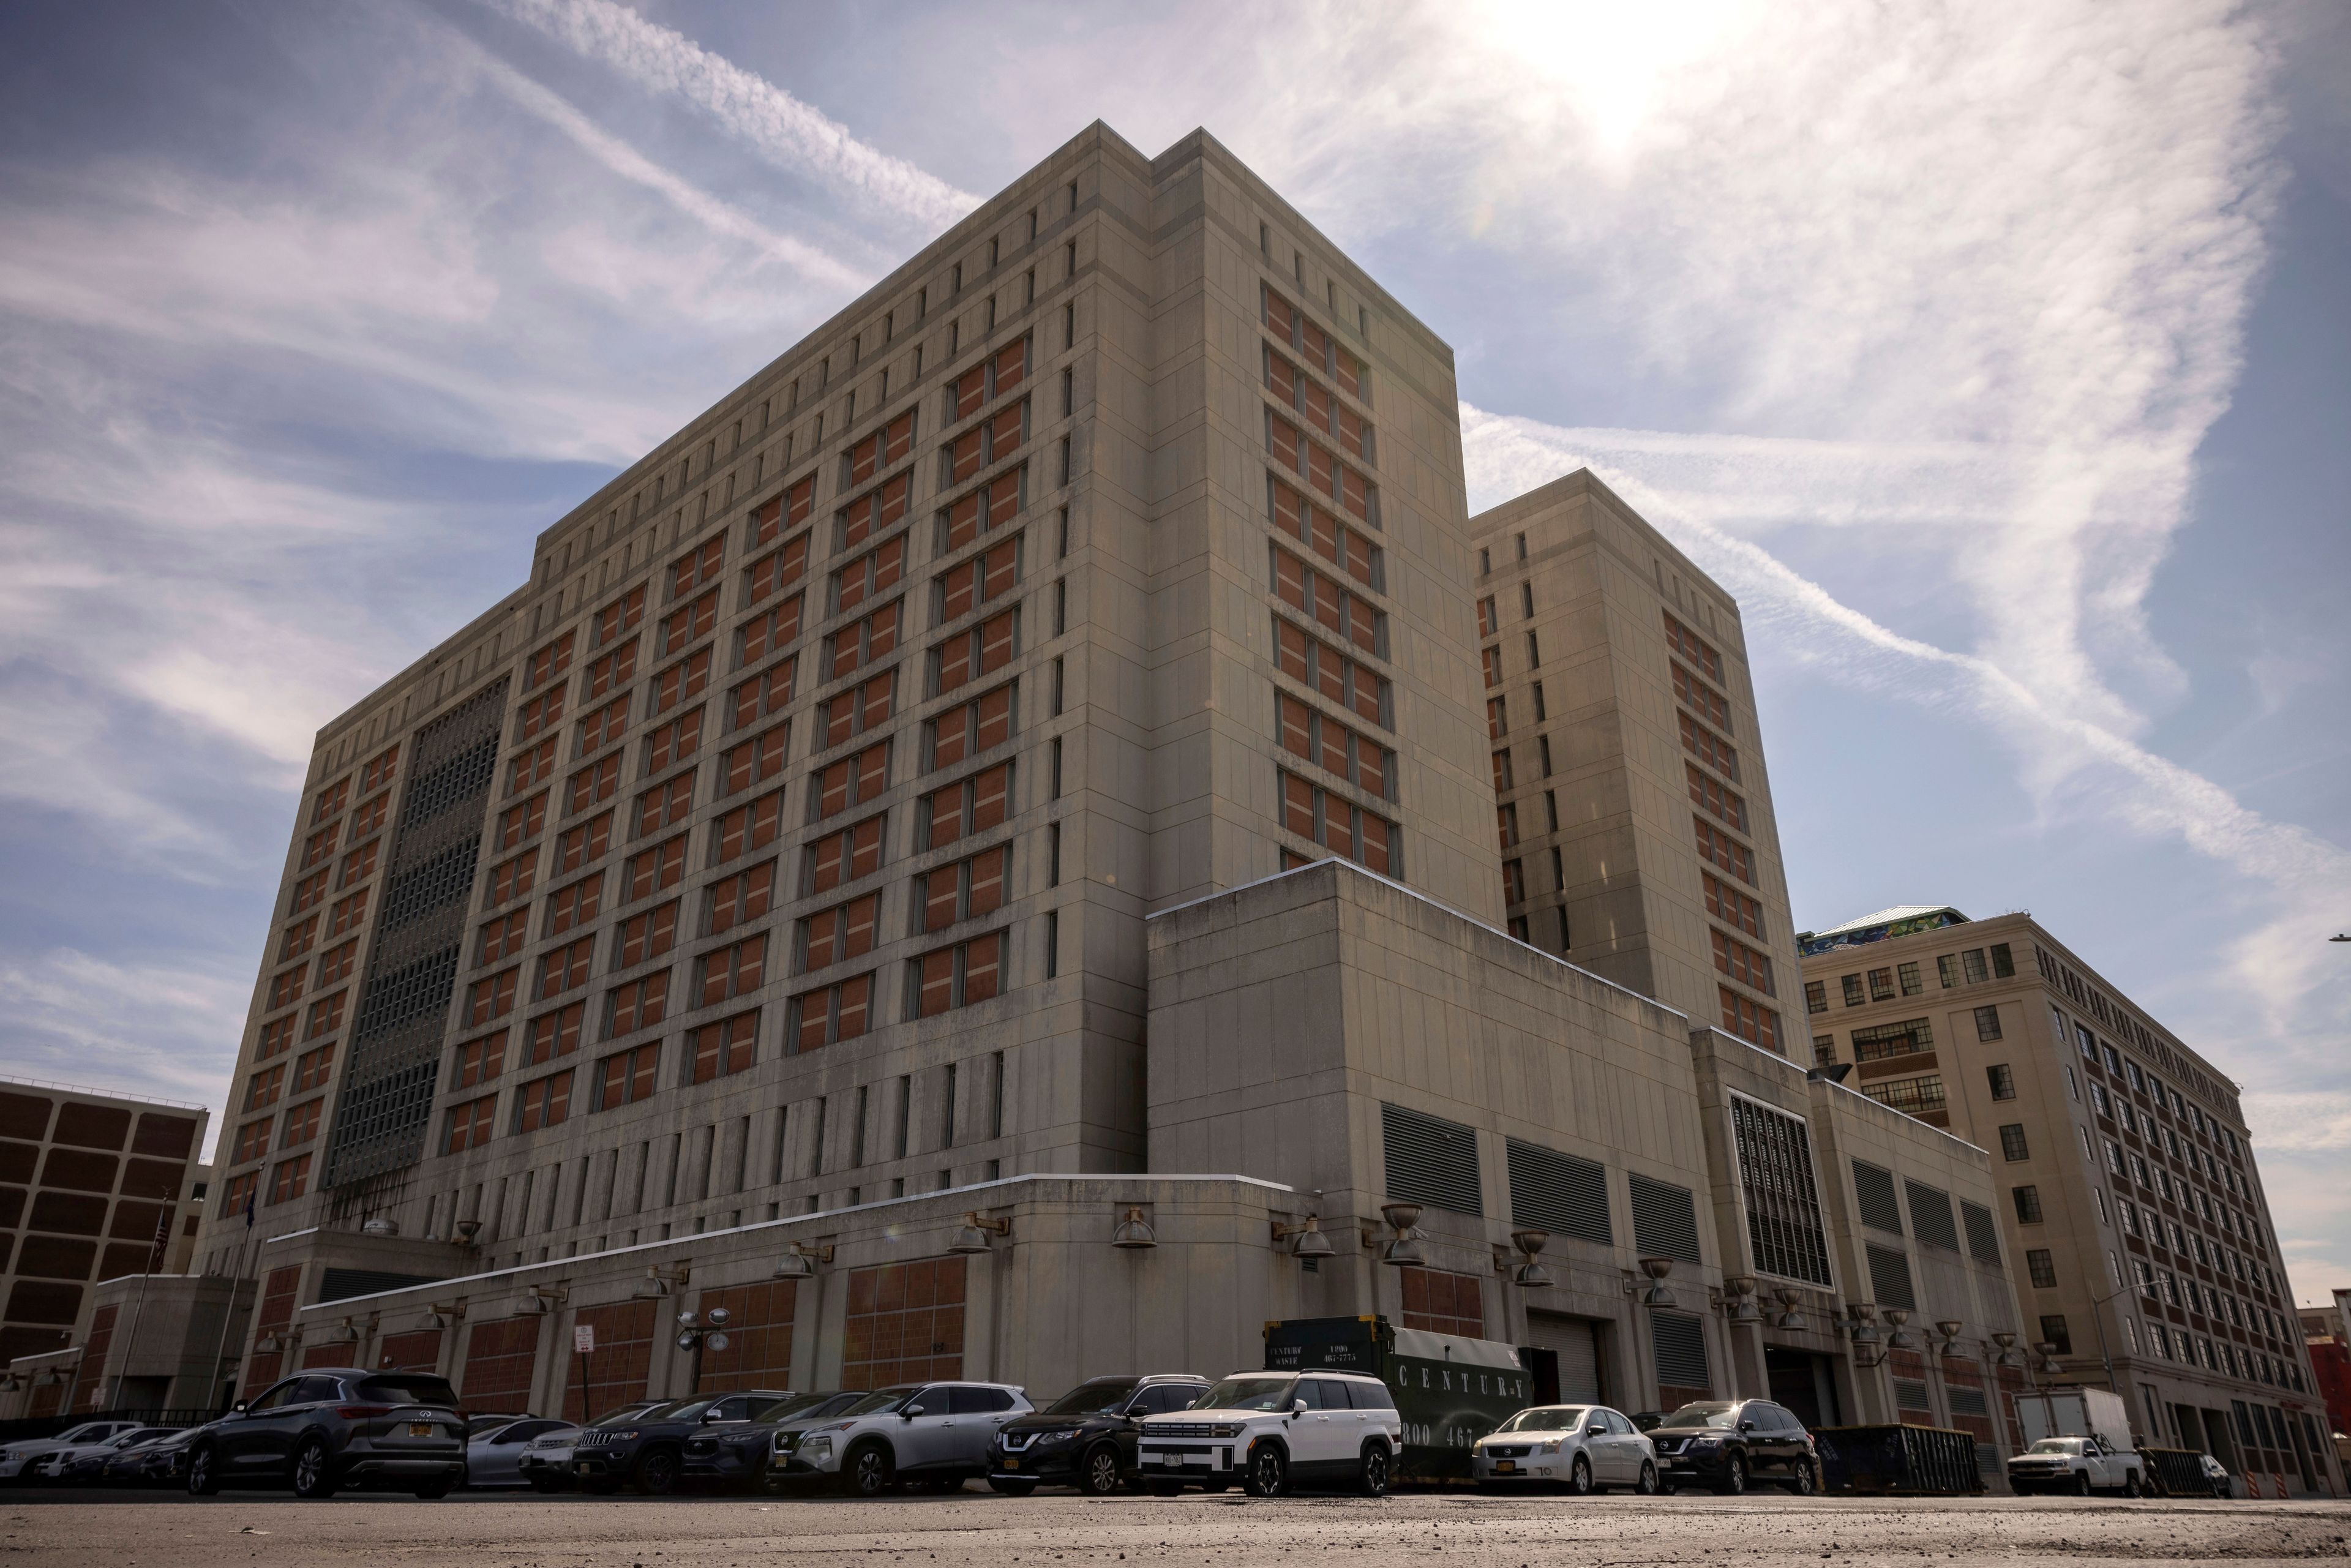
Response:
[752, 1393, 832, 1423]
[1496, 1407, 1589, 1433]
[1044, 1378, 1141, 1416]
[59, 1425, 118, 1442]
[1656, 1401, 1740, 1430]
[2028, 1439, 2083, 1454]
[839, 1387, 920, 1417]
[113, 1429, 174, 1447]
[356, 1375, 460, 1408]
[599, 1401, 686, 1427]
[1196, 1377, 1295, 1412]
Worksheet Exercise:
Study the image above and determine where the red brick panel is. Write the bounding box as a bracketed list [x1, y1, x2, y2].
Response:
[377, 1329, 443, 1373]
[460, 1316, 541, 1411]
[563, 1300, 658, 1424]
[1398, 1267, 1485, 1338]
[242, 1264, 301, 1393]
[697, 1280, 797, 1394]
[843, 1258, 966, 1389]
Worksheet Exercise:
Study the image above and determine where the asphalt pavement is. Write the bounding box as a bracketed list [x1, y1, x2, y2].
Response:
[4, 1488, 2349, 1568]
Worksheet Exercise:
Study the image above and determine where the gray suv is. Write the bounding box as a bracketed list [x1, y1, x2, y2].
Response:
[778, 1382, 1030, 1495]
[187, 1368, 466, 1499]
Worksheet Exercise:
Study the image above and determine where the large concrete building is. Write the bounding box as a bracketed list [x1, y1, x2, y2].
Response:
[18, 126, 2039, 1474]
[1472, 472, 1799, 1052]
[1799, 906, 2338, 1495]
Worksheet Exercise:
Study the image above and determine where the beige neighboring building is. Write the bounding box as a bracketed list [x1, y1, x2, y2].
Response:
[1471, 471, 1799, 1057]
[0, 1078, 209, 1416]
[1800, 906, 2338, 1496]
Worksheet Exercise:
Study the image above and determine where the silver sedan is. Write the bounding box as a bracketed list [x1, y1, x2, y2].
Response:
[1472, 1405, 1657, 1495]
[465, 1419, 575, 1488]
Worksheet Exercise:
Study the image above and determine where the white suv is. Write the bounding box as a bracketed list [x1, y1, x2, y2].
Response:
[1136, 1370, 1400, 1497]
[782, 1381, 1031, 1495]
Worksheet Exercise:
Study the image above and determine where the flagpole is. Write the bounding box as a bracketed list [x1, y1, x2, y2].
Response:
[203, 1196, 258, 1411]
[108, 1210, 173, 1412]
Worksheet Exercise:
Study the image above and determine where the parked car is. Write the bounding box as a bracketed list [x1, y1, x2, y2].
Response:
[2006, 1435, 2147, 1496]
[1471, 1405, 1657, 1495]
[771, 1382, 1031, 1496]
[184, 1367, 467, 1499]
[1648, 1398, 1820, 1496]
[2199, 1454, 2238, 1498]
[54, 1427, 179, 1483]
[1, 1420, 143, 1482]
[517, 1402, 664, 1492]
[102, 1427, 199, 1486]
[987, 1374, 1210, 1495]
[465, 1417, 576, 1488]
[1134, 1369, 1401, 1498]
[1630, 1412, 1668, 1433]
[465, 1411, 533, 1439]
[685, 1392, 867, 1491]
[571, 1390, 792, 1495]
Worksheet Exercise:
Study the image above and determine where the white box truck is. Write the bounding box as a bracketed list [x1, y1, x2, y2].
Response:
[2006, 1387, 2149, 1496]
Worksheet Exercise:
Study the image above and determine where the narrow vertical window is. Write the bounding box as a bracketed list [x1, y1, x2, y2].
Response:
[1044, 910, 1059, 978]
[1050, 736, 1063, 799]
[1054, 579, 1067, 637]
[1052, 656, 1065, 716]
[1057, 506, 1070, 558]
[1048, 821, 1062, 885]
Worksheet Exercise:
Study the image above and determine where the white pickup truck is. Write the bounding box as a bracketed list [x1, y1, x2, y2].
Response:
[2006, 1389, 2148, 1497]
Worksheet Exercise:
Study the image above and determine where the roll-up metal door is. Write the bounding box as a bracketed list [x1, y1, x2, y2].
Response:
[1526, 1311, 1602, 1403]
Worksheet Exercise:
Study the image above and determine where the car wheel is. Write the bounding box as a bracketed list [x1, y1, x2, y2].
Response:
[185, 1446, 221, 1498]
[1079, 1444, 1123, 1496]
[1635, 1460, 1659, 1496]
[843, 1442, 896, 1498]
[1568, 1454, 1594, 1496]
[632, 1447, 680, 1496]
[1242, 1442, 1287, 1498]
[2072, 1472, 2092, 1497]
[1358, 1442, 1390, 1498]
[413, 1479, 453, 1501]
[989, 1477, 1039, 1496]
[2123, 1471, 2142, 1499]
[291, 1436, 337, 1500]
[1715, 1453, 1747, 1496]
[1790, 1458, 1817, 1496]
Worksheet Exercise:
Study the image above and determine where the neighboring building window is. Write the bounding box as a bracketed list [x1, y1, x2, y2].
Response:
[1999, 1124, 2029, 1161]
[1863, 1075, 1945, 1118]
[1962, 948, 1989, 983]
[1867, 968, 1894, 1002]
[2039, 1314, 2072, 1356]
[2026, 1249, 2057, 1289]
[1840, 974, 1864, 1007]
[2013, 1185, 2044, 1224]
[1989, 942, 2015, 978]
[1987, 1063, 2015, 1100]
[1804, 980, 1828, 1016]
[1896, 961, 1922, 996]
[1974, 1005, 2003, 1041]
[1812, 1034, 1835, 1067]
[1850, 1018, 1933, 1061]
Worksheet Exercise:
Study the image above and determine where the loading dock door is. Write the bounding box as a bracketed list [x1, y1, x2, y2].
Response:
[1526, 1312, 1603, 1405]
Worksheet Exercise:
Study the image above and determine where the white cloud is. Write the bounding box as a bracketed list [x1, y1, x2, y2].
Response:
[484, 0, 979, 231]
[0, 948, 250, 1130]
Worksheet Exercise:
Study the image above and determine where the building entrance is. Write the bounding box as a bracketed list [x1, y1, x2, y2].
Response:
[1765, 1346, 1840, 1428]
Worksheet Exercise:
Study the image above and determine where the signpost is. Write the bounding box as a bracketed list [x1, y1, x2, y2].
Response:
[574, 1323, 596, 1425]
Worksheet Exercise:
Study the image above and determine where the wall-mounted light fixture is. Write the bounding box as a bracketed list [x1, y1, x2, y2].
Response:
[773, 1242, 833, 1280]
[452, 1219, 483, 1246]
[1774, 1286, 1807, 1330]
[1990, 1331, 2023, 1369]
[514, 1286, 567, 1316]
[633, 1265, 689, 1300]
[1637, 1257, 1675, 1307]
[424, 1302, 466, 1332]
[1375, 1203, 1427, 1269]
[1881, 1308, 1916, 1349]
[1509, 1230, 1553, 1289]
[1109, 1207, 1157, 1249]
[951, 1212, 1012, 1255]
[1271, 1215, 1337, 1261]
[1722, 1276, 1762, 1326]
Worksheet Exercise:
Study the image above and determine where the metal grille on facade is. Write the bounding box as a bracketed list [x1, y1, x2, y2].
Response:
[1851, 1160, 1903, 1234]
[1506, 1137, 1611, 1245]
[1381, 1101, 1483, 1217]
[326, 680, 508, 1188]
[1961, 1200, 2004, 1265]
[1629, 1172, 1701, 1266]
[1905, 1179, 1961, 1251]
[1524, 1311, 1603, 1403]
[1728, 1095, 1832, 1286]
[1651, 1310, 1711, 1392]
[1865, 1242, 1917, 1311]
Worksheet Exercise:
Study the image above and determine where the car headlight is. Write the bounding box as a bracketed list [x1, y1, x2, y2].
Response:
[1535, 1440, 1562, 1454]
[1038, 1428, 1081, 1446]
[802, 1437, 832, 1458]
[1689, 1436, 1722, 1449]
[1210, 1424, 1242, 1439]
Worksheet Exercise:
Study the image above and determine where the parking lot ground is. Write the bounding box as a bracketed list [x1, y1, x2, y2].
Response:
[4, 1490, 2349, 1568]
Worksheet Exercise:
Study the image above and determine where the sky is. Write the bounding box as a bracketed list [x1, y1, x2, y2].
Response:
[0, 1, 2345, 1303]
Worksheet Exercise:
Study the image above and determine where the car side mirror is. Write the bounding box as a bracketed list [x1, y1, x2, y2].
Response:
[1586, 1424, 1607, 1436]
[1738, 1420, 1755, 1432]
[231, 1401, 248, 1414]
[902, 1405, 924, 1419]
[1292, 1400, 1308, 1418]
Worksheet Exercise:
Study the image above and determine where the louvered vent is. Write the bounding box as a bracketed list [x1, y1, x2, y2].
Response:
[1381, 1101, 1483, 1217]
[1905, 1179, 1960, 1251]
[1651, 1310, 1711, 1393]
[1507, 1138, 1611, 1246]
[1852, 1160, 1903, 1234]
[1865, 1242, 1917, 1310]
[1961, 1201, 2004, 1265]
[1630, 1172, 1701, 1266]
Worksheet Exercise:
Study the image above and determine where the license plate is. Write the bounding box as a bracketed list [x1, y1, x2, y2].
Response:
[408, 1423, 434, 1438]
[1495, 1460, 1517, 1474]
[1163, 1454, 1182, 1468]
[1003, 1459, 1020, 1469]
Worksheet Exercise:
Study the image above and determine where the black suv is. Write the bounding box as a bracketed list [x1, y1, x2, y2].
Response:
[571, 1390, 792, 1494]
[986, 1374, 1209, 1495]
[1648, 1398, 1817, 1495]
[682, 1391, 868, 1490]
[186, 1368, 466, 1499]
